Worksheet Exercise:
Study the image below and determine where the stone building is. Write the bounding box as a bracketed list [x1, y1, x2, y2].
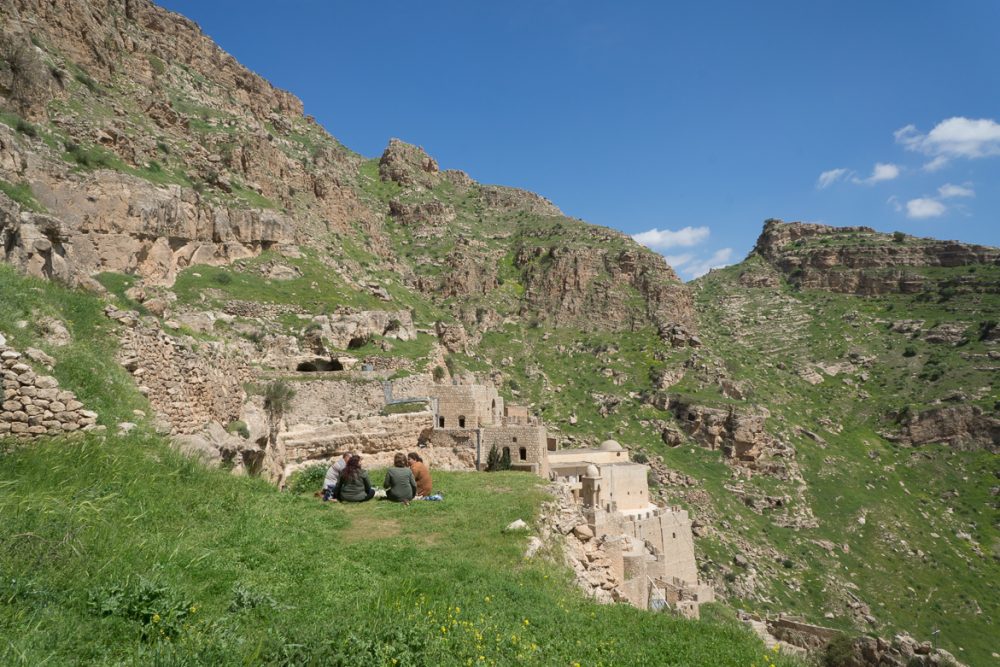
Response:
[396, 382, 712, 617]
[547, 439, 713, 617]
[425, 383, 503, 430]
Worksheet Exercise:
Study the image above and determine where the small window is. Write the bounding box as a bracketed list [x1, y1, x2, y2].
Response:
[519, 447, 527, 461]
[438, 416, 445, 428]
[512, 436, 518, 443]
[458, 415, 466, 428]
[672, 532, 676, 539]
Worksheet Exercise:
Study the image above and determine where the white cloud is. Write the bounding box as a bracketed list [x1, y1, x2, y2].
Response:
[684, 248, 734, 279]
[906, 198, 946, 219]
[819, 163, 898, 188]
[896, 117, 1000, 163]
[938, 183, 974, 199]
[922, 155, 950, 172]
[887, 195, 902, 212]
[632, 226, 710, 250]
[817, 168, 850, 189]
[663, 253, 694, 269]
[864, 162, 900, 183]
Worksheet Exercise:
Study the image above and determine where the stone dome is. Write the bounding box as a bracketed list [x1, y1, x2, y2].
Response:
[585, 464, 600, 478]
[599, 439, 623, 452]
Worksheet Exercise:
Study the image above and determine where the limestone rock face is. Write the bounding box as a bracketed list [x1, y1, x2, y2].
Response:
[479, 185, 562, 217]
[379, 139, 440, 188]
[753, 219, 1000, 295]
[515, 240, 694, 331]
[893, 405, 1000, 452]
[0, 164, 292, 286]
[310, 310, 416, 350]
[388, 199, 455, 227]
[0, 0, 374, 285]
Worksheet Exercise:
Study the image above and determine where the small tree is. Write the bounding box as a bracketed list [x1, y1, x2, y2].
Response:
[432, 366, 446, 382]
[486, 444, 501, 472]
[499, 446, 511, 470]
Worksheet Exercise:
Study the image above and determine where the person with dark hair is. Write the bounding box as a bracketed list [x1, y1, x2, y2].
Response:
[336, 455, 375, 502]
[322, 451, 352, 502]
[383, 452, 417, 503]
[407, 451, 433, 498]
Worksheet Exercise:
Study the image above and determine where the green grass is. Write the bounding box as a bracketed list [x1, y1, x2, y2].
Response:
[0, 433, 802, 666]
[680, 257, 1000, 663]
[0, 264, 147, 425]
[0, 178, 46, 213]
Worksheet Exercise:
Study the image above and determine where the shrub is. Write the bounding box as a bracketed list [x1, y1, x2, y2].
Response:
[432, 366, 445, 382]
[285, 464, 327, 495]
[212, 272, 233, 285]
[902, 345, 917, 357]
[148, 54, 166, 76]
[632, 450, 649, 464]
[14, 117, 37, 137]
[263, 380, 296, 420]
[892, 231, 906, 243]
[64, 141, 115, 169]
[74, 68, 100, 93]
[485, 444, 512, 472]
[225, 420, 250, 439]
[979, 320, 998, 342]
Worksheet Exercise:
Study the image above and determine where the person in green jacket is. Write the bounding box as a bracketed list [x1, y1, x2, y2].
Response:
[336, 455, 375, 502]
[383, 453, 417, 504]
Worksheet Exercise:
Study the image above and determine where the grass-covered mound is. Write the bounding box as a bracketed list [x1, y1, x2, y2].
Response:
[0, 434, 799, 666]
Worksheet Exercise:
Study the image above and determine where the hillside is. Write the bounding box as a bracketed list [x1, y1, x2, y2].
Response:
[0, 1, 997, 666]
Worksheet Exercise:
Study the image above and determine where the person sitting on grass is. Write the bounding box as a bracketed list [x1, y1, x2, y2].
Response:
[407, 452, 432, 498]
[322, 451, 352, 502]
[384, 453, 417, 504]
[336, 455, 375, 503]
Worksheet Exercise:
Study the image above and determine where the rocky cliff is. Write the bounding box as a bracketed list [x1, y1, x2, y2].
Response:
[0, 0, 691, 335]
[752, 219, 1000, 295]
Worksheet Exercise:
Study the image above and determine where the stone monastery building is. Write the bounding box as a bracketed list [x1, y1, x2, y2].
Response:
[412, 382, 714, 616]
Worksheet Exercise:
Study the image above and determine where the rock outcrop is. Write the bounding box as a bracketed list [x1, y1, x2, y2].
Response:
[753, 219, 1000, 295]
[892, 404, 1000, 452]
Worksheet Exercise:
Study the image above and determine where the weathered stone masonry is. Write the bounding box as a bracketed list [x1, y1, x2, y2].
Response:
[0, 334, 97, 437]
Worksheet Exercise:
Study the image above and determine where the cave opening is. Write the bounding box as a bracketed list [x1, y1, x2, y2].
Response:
[296, 358, 344, 372]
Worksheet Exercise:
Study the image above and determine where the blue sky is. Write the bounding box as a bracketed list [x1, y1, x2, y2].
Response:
[158, 1, 1000, 279]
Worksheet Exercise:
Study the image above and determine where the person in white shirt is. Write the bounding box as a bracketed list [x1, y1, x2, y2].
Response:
[322, 452, 352, 501]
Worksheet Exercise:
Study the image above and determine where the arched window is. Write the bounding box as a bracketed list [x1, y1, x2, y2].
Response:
[519, 447, 527, 461]
[438, 416, 445, 428]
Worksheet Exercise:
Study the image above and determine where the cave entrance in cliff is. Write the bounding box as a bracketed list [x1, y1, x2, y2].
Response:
[296, 358, 344, 372]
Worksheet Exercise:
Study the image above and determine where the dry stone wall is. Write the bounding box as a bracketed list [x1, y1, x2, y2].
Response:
[0, 333, 97, 437]
[110, 306, 250, 434]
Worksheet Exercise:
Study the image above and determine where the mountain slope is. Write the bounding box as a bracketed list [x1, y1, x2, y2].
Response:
[0, 0, 997, 665]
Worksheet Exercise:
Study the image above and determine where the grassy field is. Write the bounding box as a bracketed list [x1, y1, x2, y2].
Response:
[0, 434, 803, 666]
